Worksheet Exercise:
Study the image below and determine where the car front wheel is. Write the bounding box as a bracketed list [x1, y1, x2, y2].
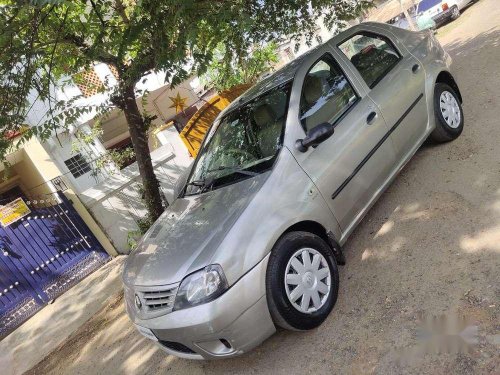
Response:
[430, 82, 464, 143]
[266, 231, 339, 331]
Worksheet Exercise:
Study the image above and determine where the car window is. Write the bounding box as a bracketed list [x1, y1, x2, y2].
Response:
[185, 83, 290, 195]
[299, 55, 358, 132]
[339, 33, 401, 88]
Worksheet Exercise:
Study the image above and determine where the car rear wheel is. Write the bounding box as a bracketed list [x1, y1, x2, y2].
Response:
[266, 231, 339, 331]
[430, 83, 464, 143]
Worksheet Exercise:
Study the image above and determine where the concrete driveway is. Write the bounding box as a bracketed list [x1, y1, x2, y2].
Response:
[24, 1, 500, 374]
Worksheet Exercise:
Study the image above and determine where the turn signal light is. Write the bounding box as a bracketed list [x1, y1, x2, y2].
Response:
[442, 3, 449, 11]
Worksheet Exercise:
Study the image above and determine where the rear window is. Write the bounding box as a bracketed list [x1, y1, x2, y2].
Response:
[339, 33, 401, 89]
[418, 0, 442, 12]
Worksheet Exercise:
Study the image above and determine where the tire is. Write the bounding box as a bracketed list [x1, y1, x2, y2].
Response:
[451, 6, 461, 20]
[266, 231, 339, 331]
[429, 83, 464, 143]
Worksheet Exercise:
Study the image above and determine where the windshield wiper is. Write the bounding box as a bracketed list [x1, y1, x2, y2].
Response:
[185, 179, 207, 188]
[183, 176, 216, 196]
[183, 167, 258, 197]
[207, 166, 258, 176]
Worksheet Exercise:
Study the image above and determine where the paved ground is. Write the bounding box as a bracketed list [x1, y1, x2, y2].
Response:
[22, 1, 500, 374]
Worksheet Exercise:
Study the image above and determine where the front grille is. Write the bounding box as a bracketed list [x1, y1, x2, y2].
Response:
[126, 283, 180, 319]
[139, 285, 178, 313]
[159, 340, 196, 354]
[433, 10, 452, 23]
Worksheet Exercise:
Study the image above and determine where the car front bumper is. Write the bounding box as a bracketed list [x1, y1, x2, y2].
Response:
[126, 254, 276, 359]
[432, 8, 454, 25]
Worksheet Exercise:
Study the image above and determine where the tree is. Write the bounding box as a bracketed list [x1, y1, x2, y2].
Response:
[0, 0, 372, 223]
[203, 42, 279, 92]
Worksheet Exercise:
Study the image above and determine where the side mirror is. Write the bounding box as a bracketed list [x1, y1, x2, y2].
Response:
[295, 122, 335, 152]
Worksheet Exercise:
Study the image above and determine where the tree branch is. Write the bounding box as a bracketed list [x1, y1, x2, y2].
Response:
[46, 8, 70, 135]
[114, 0, 130, 24]
[88, 0, 106, 27]
[60, 33, 120, 67]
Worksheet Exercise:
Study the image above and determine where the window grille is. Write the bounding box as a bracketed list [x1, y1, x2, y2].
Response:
[73, 68, 104, 98]
[108, 65, 119, 79]
[64, 154, 92, 178]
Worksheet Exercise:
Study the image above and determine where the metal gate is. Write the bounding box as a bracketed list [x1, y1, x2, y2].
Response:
[0, 192, 109, 339]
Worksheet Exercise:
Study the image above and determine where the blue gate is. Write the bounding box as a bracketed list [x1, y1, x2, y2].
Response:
[0, 192, 109, 339]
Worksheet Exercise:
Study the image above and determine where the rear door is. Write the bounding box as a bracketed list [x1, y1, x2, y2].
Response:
[336, 27, 428, 162]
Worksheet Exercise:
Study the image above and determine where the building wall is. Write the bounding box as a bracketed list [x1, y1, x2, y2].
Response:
[43, 126, 111, 194]
[79, 133, 192, 253]
[12, 158, 53, 197]
[0, 145, 52, 199]
[99, 111, 130, 147]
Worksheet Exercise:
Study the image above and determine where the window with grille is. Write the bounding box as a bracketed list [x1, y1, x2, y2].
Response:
[64, 154, 92, 178]
[73, 68, 104, 98]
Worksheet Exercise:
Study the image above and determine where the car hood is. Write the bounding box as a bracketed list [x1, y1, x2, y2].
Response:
[122, 173, 268, 287]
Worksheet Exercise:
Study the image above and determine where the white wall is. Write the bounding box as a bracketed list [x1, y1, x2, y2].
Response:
[43, 125, 111, 194]
[79, 132, 192, 253]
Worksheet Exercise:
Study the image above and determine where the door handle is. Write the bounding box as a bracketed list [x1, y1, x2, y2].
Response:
[412, 64, 420, 73]
[366, 111, 377, 125]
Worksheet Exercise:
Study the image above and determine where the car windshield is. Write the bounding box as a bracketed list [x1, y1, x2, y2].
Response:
[418, 0, 442, 12]
[184, 83, 291, 196]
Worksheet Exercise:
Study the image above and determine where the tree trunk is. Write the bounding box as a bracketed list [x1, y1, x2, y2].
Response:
[121, 85, 165, 222]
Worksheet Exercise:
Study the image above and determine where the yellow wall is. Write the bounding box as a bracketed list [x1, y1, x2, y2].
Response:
[63, 189, 118, 257]
[13, 157, 53, 197]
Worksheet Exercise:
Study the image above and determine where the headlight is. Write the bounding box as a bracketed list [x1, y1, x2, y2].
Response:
[173, 264, 228, 311]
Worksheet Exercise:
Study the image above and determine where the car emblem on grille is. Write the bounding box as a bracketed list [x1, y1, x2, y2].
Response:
[134, 294, 142, 310]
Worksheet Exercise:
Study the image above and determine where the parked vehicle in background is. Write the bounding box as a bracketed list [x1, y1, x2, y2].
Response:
[390, 12, 436, 31]
[418, 0, 475, 25]
[123, 22, 464, 360]
[390, 0, 476, 30]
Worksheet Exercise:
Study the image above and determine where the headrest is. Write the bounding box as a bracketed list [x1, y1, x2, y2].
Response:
[303, 75, 323, 106]
[253, 104, 275, 127]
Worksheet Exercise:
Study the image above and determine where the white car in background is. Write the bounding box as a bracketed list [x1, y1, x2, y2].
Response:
[418, 0, 475, 25]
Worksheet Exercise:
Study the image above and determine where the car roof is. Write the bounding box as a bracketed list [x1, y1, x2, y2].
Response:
[218, 22, 392, 119]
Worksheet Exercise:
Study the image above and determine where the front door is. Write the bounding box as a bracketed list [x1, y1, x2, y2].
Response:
[336, 29, 428, 161]
[294, 53, 397, 233]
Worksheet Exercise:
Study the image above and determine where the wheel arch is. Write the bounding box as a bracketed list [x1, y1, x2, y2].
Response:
[436, 71, 463, 103]
[281, 220, 345, 265]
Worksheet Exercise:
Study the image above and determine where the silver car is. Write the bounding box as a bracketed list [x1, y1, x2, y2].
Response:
[123, 22, 464, 359]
